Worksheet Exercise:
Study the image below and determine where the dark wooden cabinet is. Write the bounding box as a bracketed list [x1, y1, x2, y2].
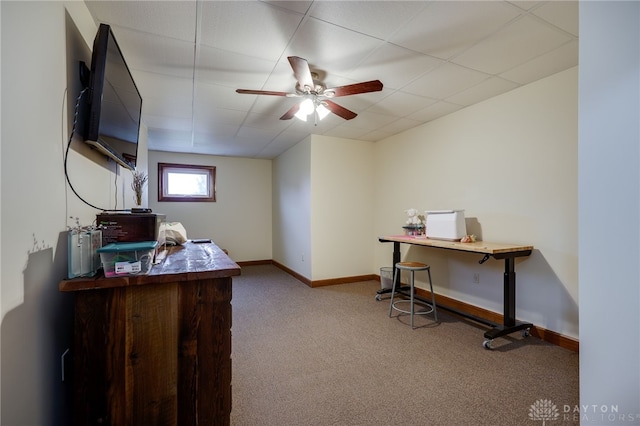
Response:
[60, 242, 240, 425]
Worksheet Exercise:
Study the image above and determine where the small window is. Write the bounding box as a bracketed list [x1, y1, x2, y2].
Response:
[158, 162, 216, 202]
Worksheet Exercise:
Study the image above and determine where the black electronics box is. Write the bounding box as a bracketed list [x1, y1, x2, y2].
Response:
[97, 213, 166, 246]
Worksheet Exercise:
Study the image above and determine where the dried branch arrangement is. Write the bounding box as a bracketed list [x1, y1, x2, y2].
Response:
[131, 170, 148, 206]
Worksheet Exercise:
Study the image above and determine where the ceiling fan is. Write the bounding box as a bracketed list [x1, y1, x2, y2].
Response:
[236, 56, 383, 124]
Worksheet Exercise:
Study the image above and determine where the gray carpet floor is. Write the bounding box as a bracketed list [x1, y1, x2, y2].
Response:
[230, 264, 579, 425]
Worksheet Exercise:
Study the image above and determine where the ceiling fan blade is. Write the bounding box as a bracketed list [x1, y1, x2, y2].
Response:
[323, 100, 357, 120]
[280, 102, 301, 120]
[288, 56, 315, 91]
[324, 80, 383, 97]
[236, 89, 290, 96]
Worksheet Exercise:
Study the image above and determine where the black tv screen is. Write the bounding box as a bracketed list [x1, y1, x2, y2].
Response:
[85, 23, 142, 171]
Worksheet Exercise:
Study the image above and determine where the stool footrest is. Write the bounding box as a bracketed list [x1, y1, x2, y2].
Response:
[391, 299, 435, 316]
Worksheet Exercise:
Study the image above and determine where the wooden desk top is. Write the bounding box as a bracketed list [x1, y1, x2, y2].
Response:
[379, 235, 533, 256]
[60, 241, 241, 292]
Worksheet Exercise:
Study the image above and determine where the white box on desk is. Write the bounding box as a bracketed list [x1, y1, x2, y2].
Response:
[425, 210, 467, 241]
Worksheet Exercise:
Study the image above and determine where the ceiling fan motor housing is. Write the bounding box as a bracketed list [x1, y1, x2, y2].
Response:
[296, 78, 326, 96]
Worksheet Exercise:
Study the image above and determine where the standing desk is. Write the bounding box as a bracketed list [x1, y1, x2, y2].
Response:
[378, 235, 533, 349]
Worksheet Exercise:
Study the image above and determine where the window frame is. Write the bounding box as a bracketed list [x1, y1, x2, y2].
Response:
[158, 162, 216, 202]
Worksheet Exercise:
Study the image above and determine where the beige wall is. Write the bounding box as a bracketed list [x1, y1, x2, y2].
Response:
[1, 2, 147, 423]
[272, 69, 578, 341]
[311, 135, 375, 280]
[148, 151, 272, 262]
[373, 67, 578, 339]
[272, 137, 312, 278]
[272, 135, 375, 281]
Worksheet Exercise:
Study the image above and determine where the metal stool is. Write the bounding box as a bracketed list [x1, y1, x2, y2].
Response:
[388, 261, 438, 328]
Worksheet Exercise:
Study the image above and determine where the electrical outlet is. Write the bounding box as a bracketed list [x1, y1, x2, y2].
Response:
[473, 273, 480, 284]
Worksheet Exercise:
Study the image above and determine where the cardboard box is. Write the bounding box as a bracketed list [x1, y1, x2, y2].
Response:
[97, 213, 166, 245]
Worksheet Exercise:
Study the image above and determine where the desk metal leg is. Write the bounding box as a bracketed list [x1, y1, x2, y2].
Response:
[482, 257, 532, 348]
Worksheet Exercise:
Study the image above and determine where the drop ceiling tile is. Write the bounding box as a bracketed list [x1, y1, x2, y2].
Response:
[285, 18, 384, 76]
[194, 115, 241, 136]
[451, 15, 573, 75]
[260, 60, 304, 91]
[367, 91, 436, 118]
[249, 96, 297, 116]
[276, 128, 314, 146]
[532, 1, 579, 37]
[236, 124, 282, 142]
[147, 145, 179, 154]
[200, 1, 303, 59]
[256, 140, 301, 159]
[507, 1, 543, 11]
[197, 47, 277, 88]
[242, 111, 294, 132]
[188, 142, 227, 156]
[84, 0, 580, 159]
[407, 101, 464, 122]
[358, 129, 394, 142]
[262, 1, 313, 15]
[403, 62, 490, 99]
[499, 40, 578, 85]
[194, 123, 240, 142]
[142, 93, 192, 120]
[85, 1, 197, 42]
[147, 128, 195, 150]
[193, 136, 257, 156]
[310, 1, 428, 40]
[195, 81, 256, 112]
[446, 77, 520, 106]
[134, 72, 194, 121]
[324, 125, 372, 140]
[144, 114, 192, 133]
[111, 29, 195, 79]
[340, 109, 399, 130]
[194, 108, 247, 129]
[389, 1, 522, 60]
[347, 44, 443, 90]
[374, 117, 424, 135]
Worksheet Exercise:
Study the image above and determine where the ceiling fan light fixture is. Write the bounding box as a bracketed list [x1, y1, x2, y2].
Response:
[294, 110, 308, 121]
[295, 98, 314, 121]
[316, 103, 330, 120]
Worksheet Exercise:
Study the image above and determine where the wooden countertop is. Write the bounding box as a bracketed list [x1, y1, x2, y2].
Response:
[379, 235, 533, 255]
[60, 241, 241, 292]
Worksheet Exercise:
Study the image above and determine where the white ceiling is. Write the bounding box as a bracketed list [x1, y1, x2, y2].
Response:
[84, 0, 578, 159]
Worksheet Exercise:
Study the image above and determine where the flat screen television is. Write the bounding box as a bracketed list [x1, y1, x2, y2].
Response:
[84, 23, 142, 171]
